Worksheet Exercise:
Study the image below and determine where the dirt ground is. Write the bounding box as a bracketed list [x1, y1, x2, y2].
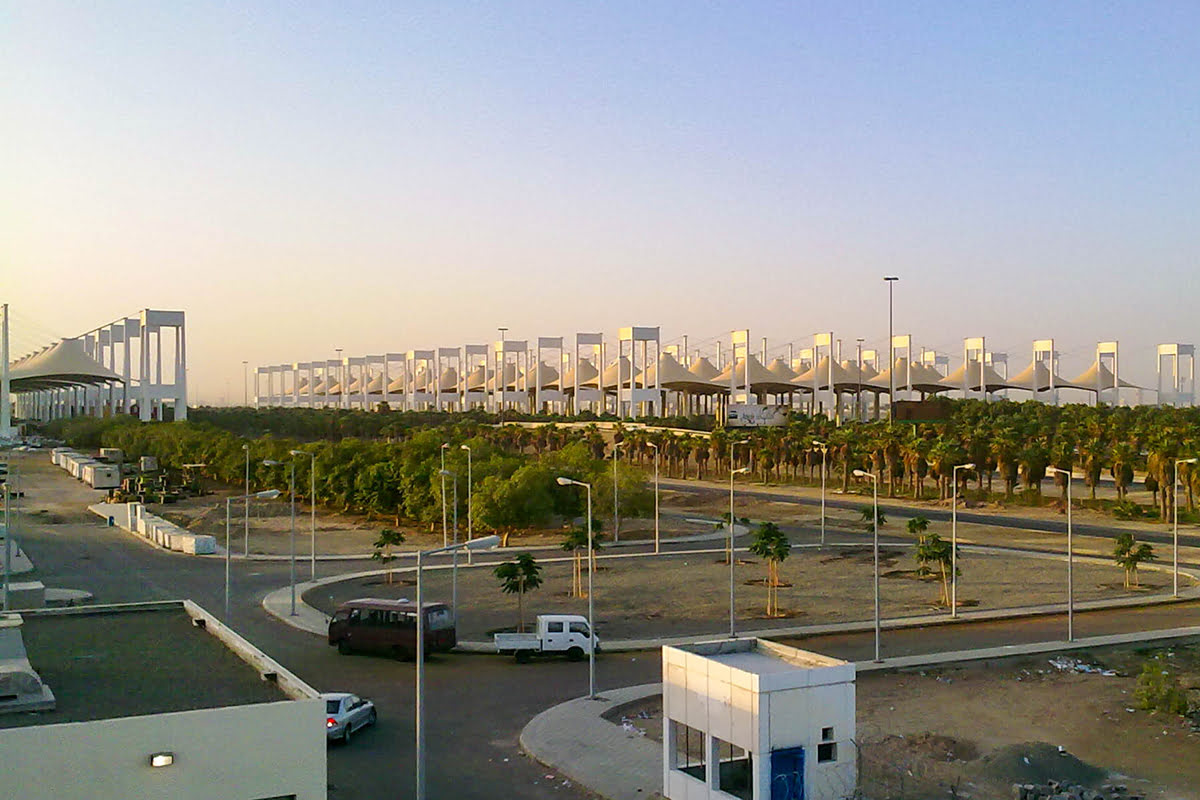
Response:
[609, 644, 1200, 800]
[306, 544, 1172, 642]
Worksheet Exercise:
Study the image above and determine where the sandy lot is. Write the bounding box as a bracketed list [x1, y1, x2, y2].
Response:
[610, 644, 1200, 800]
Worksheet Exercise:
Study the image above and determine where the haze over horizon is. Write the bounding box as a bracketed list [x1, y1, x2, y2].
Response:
[5, 3, 1198, 404]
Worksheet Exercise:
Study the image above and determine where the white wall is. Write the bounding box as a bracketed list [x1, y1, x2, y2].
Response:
[0, 698, 325, 800]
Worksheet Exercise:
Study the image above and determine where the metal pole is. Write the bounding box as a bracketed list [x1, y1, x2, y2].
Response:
[729, 468, 736, 637]
[1067, 476, 1073, 642]
[587, 485, 595, 699]
[224, 498, 232, 621]
[873, 475, 881, 662]
[952, 471, 958, 618]
[612, 445, 620, 543]
[654, 445, 660, 554]
[888, 281, 894, 419]
[3, 459, 10, 612]
[451, 476, 459, 616]
[1175, 462, 1181, 597]
[440, 445, 447, 547]
[464, 446, 473, 565]
[244, 446, 250, 556]
[415, 549, 426, 800]
[310, 453, 316, 581]
[820, 447, 827, 547]
[289, 461, 296, 616]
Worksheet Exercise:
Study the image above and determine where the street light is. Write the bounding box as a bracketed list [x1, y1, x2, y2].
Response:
[290, 450, 317, 580]
[729, 466, 750, 637]
[813, 440, 828, 547]
[555, 477, 597, 699]
[611, 442, 621, 543]
[460, 444, 473, 562]
[855, 338, 865, 422]
[438, 469, 461, 615]
[415, 534, 500, 800]
[440, 443, 449, 547]
[1175, 458, 1197, 597]
[1048, 466, 1074, 641]
[951, 462, 976, 618]
[225, 489, 281, 621]
[884, 276, 899, 420]
[853, 469, 882, 662]
[647, 441, 660, 554]
[243, 444, 251, 557]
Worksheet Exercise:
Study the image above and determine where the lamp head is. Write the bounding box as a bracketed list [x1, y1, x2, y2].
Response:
[262, 459, 282, 467]
[884, 275, 899, 282]
[460, 444, 470, 451]
[556, 476, 575, 487]
[242, 444, 249, 451]
[1181, 458, 1198, 465]
[256, 489, 281, 499]
[289, 450, 307, 457]
[853, 469, 872, 478]
[466, 534, 501, 550]
[441, 442, 449, 449]
[812, 440, 825, 447]
[962, 463, 976, 470]
[438, 469, 454, 477]
[732, 467, 750, 475]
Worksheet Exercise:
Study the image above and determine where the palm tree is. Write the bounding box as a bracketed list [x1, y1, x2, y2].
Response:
[991, 427, 1021, 499]
[1113, 532, 1154, 589]
[748, 521, 791, 616]
[1109, 441, 1136, 502]
[915, 531, 954, 606]
[494, 553, 543, 632]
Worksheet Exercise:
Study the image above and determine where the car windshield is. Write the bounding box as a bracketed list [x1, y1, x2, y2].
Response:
[427, 607, 455, 630]
[326, 699, 342, 714]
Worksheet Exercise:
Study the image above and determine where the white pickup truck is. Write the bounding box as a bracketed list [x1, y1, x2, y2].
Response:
[494, 614, 599, 663]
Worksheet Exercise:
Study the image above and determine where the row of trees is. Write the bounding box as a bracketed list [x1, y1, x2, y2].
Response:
[49, 415, 651, 541]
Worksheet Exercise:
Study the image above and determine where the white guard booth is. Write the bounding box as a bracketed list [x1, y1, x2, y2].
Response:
[662, 638, 855, 800]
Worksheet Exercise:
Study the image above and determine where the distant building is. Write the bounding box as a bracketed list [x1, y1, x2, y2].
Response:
[0, 601, 325, 800]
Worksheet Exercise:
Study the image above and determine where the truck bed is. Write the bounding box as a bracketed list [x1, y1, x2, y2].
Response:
[494, 633, 541, 652]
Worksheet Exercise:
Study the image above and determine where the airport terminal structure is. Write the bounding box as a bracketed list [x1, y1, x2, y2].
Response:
[250, 328, 1196, 420]
[0, 303, 1197, 431]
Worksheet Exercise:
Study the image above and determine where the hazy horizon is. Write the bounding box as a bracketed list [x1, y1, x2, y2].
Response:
[6, 3, 1199, 404]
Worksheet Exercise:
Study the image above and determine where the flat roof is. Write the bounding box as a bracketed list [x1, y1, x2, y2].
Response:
[675, 638, 850, 676]
[0, 607, 288, 729]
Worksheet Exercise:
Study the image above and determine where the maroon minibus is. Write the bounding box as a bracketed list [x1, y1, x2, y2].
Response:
[327, 598, 457, 659]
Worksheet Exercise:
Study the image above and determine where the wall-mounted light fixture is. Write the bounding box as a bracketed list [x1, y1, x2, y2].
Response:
[149, 752, 175, 768]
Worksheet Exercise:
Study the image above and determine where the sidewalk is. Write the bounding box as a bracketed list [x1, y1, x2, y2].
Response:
[520, 624, 1200, 800]
[262, 548, 1200, 650]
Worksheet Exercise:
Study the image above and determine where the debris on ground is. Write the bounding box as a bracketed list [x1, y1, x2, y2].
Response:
[1049, 657, 1119, 676]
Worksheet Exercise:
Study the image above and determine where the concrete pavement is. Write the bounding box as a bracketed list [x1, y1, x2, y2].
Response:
[521, 624, 1200, 800]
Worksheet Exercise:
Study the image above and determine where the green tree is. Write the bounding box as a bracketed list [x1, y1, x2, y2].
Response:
[748, 521, 791, 616]
[494, 552, 544, 632]
[914, 531, 954, 606]
[859, 505, 887, 533]
[1113, 532, 1155, 589]
[371, 528, 406, 584]
[906, 514, 930, 542]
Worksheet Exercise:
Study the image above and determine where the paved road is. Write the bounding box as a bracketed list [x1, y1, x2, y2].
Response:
[10, 456, 1200, 800]
[661, 477, 1200, 550]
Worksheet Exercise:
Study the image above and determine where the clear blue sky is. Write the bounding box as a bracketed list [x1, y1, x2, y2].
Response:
[5, 2, 1198, 402]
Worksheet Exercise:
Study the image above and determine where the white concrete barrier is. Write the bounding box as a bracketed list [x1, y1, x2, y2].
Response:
[87, 503, 217, 556]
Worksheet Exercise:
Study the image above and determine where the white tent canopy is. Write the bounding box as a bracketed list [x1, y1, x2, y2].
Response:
[8, 338, 123, 392]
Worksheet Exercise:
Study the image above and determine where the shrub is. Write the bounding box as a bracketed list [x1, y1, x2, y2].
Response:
[1134, 654, 1189, 715]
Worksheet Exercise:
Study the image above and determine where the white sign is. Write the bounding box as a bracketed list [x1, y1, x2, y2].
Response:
[726, 404, 789, 428]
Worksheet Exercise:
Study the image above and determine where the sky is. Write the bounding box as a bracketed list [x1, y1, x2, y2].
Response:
[4, 2, 1199, 404]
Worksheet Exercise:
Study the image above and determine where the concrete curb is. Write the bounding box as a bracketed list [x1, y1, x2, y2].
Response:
[262, 547, 1200, 653]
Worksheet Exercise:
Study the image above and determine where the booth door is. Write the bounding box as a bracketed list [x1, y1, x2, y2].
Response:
[770, 746, 805, 800]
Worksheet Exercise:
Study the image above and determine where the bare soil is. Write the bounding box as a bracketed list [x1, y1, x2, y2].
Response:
[609, 644, 1200, 800]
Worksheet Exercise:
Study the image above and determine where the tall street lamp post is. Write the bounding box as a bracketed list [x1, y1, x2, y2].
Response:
[611, 442, 621, 543]
[243, 444, 251, 556]
[951, 462, 976, 618]
[853, 469, 882, 661]
[1175, 458, 1197, 597]
[648, 441, 660, 554]
[884, 276, 899, 420]
[290, 449, 317, 580]
[813, 440, 828, 547]
[556, 477, 597, 698]
[1048, 466, 1074, 641]
[461, 444, 473, 563]
[438, 469, 461, 615]
[225, 489, 281, 621]
[440, 443, 449, 547]
[415, 534, 500, 800]
[855, 338, 865, 422]
[729, 466, 750, 637]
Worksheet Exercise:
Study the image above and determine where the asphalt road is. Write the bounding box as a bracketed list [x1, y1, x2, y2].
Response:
[661, 477, 1200, 550]
[9, 459, 1200, 800]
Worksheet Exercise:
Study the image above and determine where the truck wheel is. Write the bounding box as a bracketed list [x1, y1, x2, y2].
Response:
[566, 646, 584, 662]
[515, 650, 532, 664]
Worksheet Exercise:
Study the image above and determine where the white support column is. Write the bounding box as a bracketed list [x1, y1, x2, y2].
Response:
[1033, 339, 1057, 405]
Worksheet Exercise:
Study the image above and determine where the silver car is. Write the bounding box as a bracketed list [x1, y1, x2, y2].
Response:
[323, 692, 376, 744]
